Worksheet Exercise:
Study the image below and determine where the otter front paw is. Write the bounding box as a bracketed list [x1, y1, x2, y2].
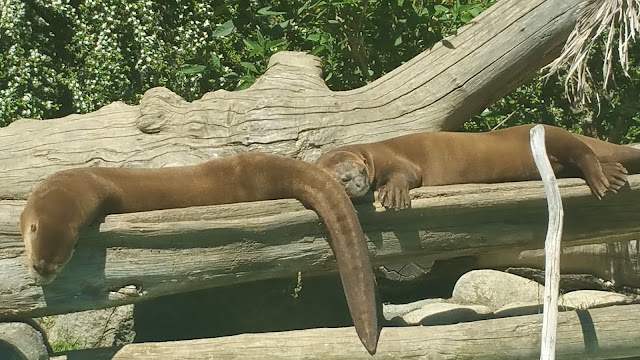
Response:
[376, 184, 411, 210]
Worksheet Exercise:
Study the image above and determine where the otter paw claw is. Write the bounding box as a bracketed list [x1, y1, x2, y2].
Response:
[587, 162, 628, 199]
[377, 185, 411, 210]
[601, 162, 628, 191]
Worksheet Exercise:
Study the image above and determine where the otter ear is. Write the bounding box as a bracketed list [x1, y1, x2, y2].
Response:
[30, 223, 37, 233]
[362, 157, 368, 165]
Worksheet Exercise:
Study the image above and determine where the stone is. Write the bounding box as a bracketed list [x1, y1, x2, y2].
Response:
[0, 321, 49, 360]
[383, 298, 448, 322]
[402, 302, 492, 326]
[560, 290, 631, 310]
[493, 301, 574, 318]
[452, 269, 545, 309]
[45, 305, 135, 351]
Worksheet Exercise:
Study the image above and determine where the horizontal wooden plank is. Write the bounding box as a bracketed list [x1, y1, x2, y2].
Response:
[51, 304, 640, 359]
[1, 176, 640, 318]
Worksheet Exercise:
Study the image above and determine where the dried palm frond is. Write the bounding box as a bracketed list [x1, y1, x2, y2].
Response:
[543, 0, 640, 106]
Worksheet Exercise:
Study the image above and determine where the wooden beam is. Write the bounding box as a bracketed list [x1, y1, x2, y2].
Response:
[51, 304, 640, 359]
[2, 176, 640, 318]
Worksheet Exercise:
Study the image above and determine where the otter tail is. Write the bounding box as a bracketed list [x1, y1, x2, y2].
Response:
[275, 157, 381, 355]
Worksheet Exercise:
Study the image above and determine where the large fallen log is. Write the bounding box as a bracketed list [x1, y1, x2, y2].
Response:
[2, 177, 640, 319]
[0, 0, 584, 199]
[50, 304, 640, 359]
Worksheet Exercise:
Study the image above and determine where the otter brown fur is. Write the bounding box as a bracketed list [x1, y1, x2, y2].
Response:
[20, 152, 380, 354]
[316, 124, 640, 209]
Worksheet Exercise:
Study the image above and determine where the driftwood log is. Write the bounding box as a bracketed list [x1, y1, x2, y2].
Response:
[50, 304, 640, 359]
[2, 179, 640, 319]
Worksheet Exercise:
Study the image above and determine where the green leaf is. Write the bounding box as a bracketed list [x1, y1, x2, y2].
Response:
[240, 62, 258, 74]
[236, 75, 256, 90]
[178, 64, 207, 75]
[257, 31, 266, 47]
[266, 39, 287, 50]
[311, 45, 326, 55]
[307, 34, 320, 42]
[433, 4, 449, 15]
[467, 5, 483, 17]
[257, 6, 286, 16]
[212, 20, 235, 38]
[243, 39, 264, 56]
[209, 54, 221, 69]
[397, 0, 405, 6]
[394, 36, 403, 46]
[279, 20, 290, 28]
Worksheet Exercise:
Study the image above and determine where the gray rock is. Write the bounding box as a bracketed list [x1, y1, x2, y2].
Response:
[46, 305, 135, 350]
[402, 302, 492, 326]
[383, 298, 448, 321]
[452, 269, 545, 309]
[560, 290, 631, 309]
[494, 301, 574, 318]
[0, 321, 49, 360]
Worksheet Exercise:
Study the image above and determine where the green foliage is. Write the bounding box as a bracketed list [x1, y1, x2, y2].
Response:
[1, 0, 639, 144]
[50, 337, 81, 353]
[465, 39, 640, 143]
[0, 0, 493, 126]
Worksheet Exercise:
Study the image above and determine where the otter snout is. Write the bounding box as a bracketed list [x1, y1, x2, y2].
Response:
[29, 258, 62, 285]
[340, 173, 369, 198]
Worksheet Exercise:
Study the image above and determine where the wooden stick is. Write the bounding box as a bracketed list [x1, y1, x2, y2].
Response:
[529, 124, 564, 360]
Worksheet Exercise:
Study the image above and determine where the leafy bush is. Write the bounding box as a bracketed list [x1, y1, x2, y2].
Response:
[0, 0, 493, 126]
[1, 0, 638, 144]
[465, 40, 640, 143]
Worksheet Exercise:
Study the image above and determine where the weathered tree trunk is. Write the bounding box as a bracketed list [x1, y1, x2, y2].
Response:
[1, 0, 583, 199]
[50, 304, 640, 359]
[2, 179, 640, 319]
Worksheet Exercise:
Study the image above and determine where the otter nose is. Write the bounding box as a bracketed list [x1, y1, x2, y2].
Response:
[32, 262, 53, 276]
[339, 174, 351, 183]
[32, 263, 46, 275]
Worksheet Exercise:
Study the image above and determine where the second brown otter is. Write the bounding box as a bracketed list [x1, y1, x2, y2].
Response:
[315, 124, 640, 209]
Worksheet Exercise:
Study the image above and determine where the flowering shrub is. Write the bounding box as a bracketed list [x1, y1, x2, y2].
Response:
[1, 0, 638, 143]
[0, 0, 492, 126]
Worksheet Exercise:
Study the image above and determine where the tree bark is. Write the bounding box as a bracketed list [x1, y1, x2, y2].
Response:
[50, 304, 640, 360]
[2, 178, 640, 319]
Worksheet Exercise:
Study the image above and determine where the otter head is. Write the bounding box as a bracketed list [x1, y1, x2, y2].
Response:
[20, 215, 77, 286]
[316, 150, 372, 198]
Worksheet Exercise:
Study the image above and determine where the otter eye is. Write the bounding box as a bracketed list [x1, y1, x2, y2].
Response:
[339, 174, 350, 183]
[30, 224, 37, 233]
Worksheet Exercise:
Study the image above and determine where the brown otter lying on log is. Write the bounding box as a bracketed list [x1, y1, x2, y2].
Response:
[20, 152, 380, 355]
[316, 124, 640, 209]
